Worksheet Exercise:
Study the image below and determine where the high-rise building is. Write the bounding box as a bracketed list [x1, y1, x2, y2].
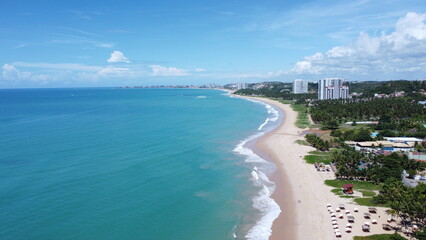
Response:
[293, 79, 308, 94]
[236, 82, 248, 90]
[318, 78, 349, 100]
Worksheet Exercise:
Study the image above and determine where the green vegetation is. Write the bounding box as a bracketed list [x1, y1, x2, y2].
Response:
[331, 188, 344, 196]
[294, 140, 309, 145]
[373, 179, 426, 224]
[304, 150, 334, 164]
[359, 190, 376, 197]
[304, 134, 330, 151]
[325, 179, 382, 191]
[333, 147, 425, 183]
[353, 233, 405, 240]
[353, 197, 387, 207]
[325, 180, 384, 205]
[290, 104, 310, 128]
[310, 98, 426, 137]
[311, 98, 425, 122]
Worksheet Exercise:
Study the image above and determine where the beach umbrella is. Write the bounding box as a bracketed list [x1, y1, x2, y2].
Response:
[345, 210, 350, 214]
[346, 223, 352, 228]
[331, 217, 337, 221]
[330, 213, 336, 217]
[339, 214, 343, 219]
[327, 203, 332, 207]
[372, 219, 377, 224]
[334, 229, 340, 232]
[354, 208, 359, 212]
[364, 222, 370, 225]
[335, 208, 340, 212]
[332, 220, 338, 225]
[333, 225, 339, 229]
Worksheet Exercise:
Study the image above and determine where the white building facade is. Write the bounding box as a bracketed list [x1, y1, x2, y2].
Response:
[293, 79, 308, 94]
[318, 78, 349, 100]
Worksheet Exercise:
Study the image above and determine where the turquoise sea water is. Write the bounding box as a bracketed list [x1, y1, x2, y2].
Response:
[0, 88, 280, 240]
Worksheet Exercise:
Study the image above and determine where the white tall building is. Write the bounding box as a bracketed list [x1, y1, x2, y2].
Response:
[236, 82, 248, 90]
[318, 78, 349, 100]
[293, 79, 308, 94]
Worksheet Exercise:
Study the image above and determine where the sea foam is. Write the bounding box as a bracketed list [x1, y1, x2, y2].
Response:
[233, 100, 281, 240]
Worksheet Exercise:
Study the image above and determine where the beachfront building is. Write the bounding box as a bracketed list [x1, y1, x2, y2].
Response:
[293, 79, 308, 94]
[236, 82, 248, 90]
[346, 138, 423, 153]
[318, 78, 349, 100]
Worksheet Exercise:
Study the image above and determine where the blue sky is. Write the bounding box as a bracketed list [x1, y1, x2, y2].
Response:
[1, 0, 426, 88]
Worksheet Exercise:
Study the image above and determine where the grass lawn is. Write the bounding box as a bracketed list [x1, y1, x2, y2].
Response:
[325, 180, 386, 206]
[295, 139, 309, 146]
[290, 104, 310, 129]
[354, 198, 388, 207]
[269, 98, 310, 128]
[304, 150, 336, 164]
[353, 233, 405, 240]
[359, 190, 377, 197]
[324, 179, 382, 191]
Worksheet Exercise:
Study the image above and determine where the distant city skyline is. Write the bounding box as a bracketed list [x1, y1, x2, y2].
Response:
[1, 1, 426, 88]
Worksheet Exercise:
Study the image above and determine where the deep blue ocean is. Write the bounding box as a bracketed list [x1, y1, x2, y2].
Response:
[0, 88, 280, 240]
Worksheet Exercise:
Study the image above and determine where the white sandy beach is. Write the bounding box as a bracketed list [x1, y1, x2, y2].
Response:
[239, 96, 398, 240]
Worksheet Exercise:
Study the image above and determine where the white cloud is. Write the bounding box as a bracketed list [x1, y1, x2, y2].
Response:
[304, 52, 324, 61]
[97, 66, 131, 77]
[2, 64, 20, 80]
[13, 62, 102, 71]
[150, 65, 189, 76]
[194, 68, 206, 72]
[291, 61, 323, 74]
[2, 64, 49, 83]
[107, 50, 130, 63]
[284, 12, 426, 78]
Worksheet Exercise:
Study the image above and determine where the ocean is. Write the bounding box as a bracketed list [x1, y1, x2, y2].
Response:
[0, 88, 280, 240]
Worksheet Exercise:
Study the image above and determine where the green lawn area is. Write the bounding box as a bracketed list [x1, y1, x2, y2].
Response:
[295, 139, 309, 146]
[272, 98, 310, 128]
[304, 150, 335, 164]
[324, 179, 382, 191]
[325, 180, 386, 206]
[359, 190, 377, 197]
[338, 124, 372, 130]
[354, 198, 388, 207]
[353, 233, 405, 240]
[290, 104, 310, 129]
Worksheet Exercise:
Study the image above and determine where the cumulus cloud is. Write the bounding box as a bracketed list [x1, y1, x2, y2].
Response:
[2, 64, 48, 83]
[107, 50, 130, 63]
[286, 12, 426, 78]
[97, 66, 131, 77]
[150, 65, 189, 76]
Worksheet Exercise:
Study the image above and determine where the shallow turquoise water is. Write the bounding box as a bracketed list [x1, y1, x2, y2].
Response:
[0, 88, 276, 240]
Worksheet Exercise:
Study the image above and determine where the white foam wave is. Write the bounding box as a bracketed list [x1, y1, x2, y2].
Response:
[245, 184, 281, 240]
[251, 168, 259, 180]
[233, 135, 281, 240]
[196, 96, 207, 99]
[231, 97, 282, 240]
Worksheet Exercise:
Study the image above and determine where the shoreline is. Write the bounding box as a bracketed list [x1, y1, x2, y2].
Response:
[237, 95, 335, 239]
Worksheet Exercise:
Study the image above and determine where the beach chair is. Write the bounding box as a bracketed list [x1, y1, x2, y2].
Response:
[368, 207, 377, 213]
[382, 224, 392, 231]
[362, 224, 370, 232]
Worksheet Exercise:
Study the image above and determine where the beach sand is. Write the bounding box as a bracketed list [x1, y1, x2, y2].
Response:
[239, 96, 397, 240]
